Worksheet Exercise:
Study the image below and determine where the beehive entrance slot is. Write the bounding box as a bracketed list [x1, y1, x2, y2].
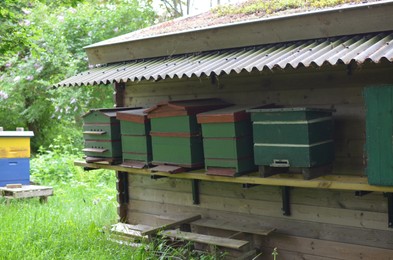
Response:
[271, 159, 290, 167]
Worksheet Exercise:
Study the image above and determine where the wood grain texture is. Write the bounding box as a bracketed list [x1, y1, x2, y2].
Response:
[127, 201, 393, 250]
[128, 186, 389, 230]
[75, 160, 393, 192]
[161, 229, 249, 249]
[261, 233, 393, 260]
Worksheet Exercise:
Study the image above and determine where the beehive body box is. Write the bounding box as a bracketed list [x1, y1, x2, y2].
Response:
[0, 131, 34, 158]
[197, 106, 256, 175]
[82, 107, 139, 161]
[147, 99, 231, 168]
[249, 108, 335, 168]
[0, 158, 30, 186]
[117, 108, 152, 165]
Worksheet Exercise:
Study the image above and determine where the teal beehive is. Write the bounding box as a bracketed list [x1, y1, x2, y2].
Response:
[248, 107, 335, 179]
[116, 108, 152, 168]
[197, 105, 257, 177]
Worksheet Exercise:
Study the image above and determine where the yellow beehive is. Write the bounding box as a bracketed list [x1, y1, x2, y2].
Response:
[0, 130, 34, 158]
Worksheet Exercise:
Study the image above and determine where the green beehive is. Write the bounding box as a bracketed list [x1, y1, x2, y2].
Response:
[116, 108, 152, 168]
[146, 99, 231, 170]
[82, 107, 139, 163]
[364, 85, 393, 186]
[248, 107, 335, 179]
[197, 105, 257, 176]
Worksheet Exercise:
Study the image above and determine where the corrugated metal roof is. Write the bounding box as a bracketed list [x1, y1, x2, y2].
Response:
[57, 32, 393, 87]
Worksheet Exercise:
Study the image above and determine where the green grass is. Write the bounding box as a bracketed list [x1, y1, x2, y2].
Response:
[0, 173, 219, 260]
[1, 141, 218, 259]
[0, 174, 143, 259]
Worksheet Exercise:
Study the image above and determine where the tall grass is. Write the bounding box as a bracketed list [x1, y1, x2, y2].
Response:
[0, 173, 141, 259]
[0, 137, 217, 259]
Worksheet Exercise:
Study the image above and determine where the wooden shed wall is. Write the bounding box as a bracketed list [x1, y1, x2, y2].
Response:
[121, 62, 393, 259]
[124, 62, 392, 176]
[127, 176, 393, 259]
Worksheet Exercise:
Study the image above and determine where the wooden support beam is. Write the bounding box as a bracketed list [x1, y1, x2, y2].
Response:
[114, 82, 125, 107]
[242, 183, 259, 189]
[74, 160, 393, 193]
[116, 171, 129, 222]
[355, 190, 373, 197]
[282, 186, 291, 216]
[192, 179, 200, 205]
[387, 193, 393, 228]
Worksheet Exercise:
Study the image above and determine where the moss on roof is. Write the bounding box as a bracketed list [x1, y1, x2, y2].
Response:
[87, 0, 384, 48]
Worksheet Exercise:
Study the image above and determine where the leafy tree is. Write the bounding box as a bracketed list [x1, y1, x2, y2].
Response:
[0, 0, 156, 151]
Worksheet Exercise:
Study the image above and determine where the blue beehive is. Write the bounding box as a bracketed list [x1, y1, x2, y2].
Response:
[0, 128, 34, 186]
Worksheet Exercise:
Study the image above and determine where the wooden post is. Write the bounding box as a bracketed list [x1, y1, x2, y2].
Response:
[114, 82, 127, 222]
[116, 171, 129, 222]
[114, 82, 125, 107]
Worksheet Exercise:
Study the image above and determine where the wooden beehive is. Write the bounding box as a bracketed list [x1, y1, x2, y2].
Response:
[0, 129, 34, 186]
[248, 107, 335, 179]
[116, 108, 152, 168]
[146, 99, 231, 170]
[197, 105, 257, 176]
[82, 107, 139, 163]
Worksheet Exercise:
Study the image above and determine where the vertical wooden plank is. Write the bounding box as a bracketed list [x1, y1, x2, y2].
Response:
[114, 82, 125, 107]
[365, 85, 393, 186]
[114, 82, 127, 221]
[116, 171, 129, 222]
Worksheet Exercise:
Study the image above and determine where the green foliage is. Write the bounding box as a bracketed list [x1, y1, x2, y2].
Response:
[213, 0, 362, 16]
[0, 0, 156, 151]
[31, 135, 82, 184]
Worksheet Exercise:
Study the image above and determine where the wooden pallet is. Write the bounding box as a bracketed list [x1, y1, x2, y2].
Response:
[0, 185, 53, 204]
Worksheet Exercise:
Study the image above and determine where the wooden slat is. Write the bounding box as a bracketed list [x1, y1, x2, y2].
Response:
[111, 223, 151, 238]
[161, 230, 249, 250]
[74, 161, 393, 193]
[142, 214, 202, 236]
[191, 218, 275, 236]
[128, 175, 387, 212]
[128, 187, 389, 231]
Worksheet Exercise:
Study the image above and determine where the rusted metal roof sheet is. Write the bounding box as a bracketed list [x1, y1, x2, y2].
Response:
[57, 32, 393, 87]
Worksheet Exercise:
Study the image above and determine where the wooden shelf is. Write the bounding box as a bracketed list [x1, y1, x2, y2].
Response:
[74, 160, 393, 193]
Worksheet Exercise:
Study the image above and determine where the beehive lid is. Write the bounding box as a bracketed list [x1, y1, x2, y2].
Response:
[247, 107, 336, 113]
[197, 104, 274, 123]
[146, 98, 231, 118]
[0, 131, 34, 137]
[82, 107, 140, 118]
[116, 108, 149, 123]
